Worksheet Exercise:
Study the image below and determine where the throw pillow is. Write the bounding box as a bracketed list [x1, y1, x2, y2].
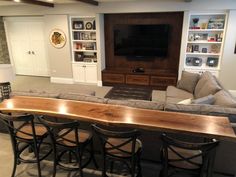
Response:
[214, 90, 236, 108]
[177, 98, 192, 105]
[194, 71, 221, 99]
[177, 71, 200, 93]
[191, 94, 215, 105]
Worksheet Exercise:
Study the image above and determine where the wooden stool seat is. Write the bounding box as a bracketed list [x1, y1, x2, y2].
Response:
[168, 146, 202, 169]
[57, 129, 92, 146]
[17, 124, 47, 139]
[106, 138, 142, 157]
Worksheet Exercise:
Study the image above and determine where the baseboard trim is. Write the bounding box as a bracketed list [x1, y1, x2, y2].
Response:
[50, 77, 74, 84]
[97, 81, 103, 87]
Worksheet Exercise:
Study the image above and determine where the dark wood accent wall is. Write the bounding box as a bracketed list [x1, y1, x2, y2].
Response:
[102, 12, 184, 89]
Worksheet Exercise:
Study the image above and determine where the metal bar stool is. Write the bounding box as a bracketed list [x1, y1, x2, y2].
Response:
[0, 113, 51, 177]
[38, 116, 97, 177]
[160, 133, 219, 177]
[92, 124, 142, 177]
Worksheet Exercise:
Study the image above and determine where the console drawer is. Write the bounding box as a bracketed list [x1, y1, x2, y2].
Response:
[102, 73, 125, 84]
[150, 76, 177, 87]
[126, 75, 149, 85]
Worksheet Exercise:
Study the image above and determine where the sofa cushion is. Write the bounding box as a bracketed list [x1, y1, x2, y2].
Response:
[191, 94, 215, 105]
[200, 104, 236, 116]
[166, 86, 194, 100]
[164, 103, 201, 114]
[178, 98, 192, 105]
[107, 99, 164, 110]
[177, 71, 200, 93]
[214, 90, 236, 108]
[11, 91, 59, 98]
[166, 97, 188, 104]
[194, 71, 221, 99]
[59, 93, 108, 104]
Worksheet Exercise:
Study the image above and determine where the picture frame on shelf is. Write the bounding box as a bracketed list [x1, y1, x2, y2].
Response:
[83, 34, 90, 40]
[202, 48, 208, 53]
[73, 21, 84, 30]
[207, 18, 224, 29]
[200, 23, 208, 29]
[85, 22, 93, 30]
[193, 45, 199, 52]
[75, 52, 84, 61]
[75, 43, 82, 50]
[211, 44, 220, 53]
[90, 32, 96, 40]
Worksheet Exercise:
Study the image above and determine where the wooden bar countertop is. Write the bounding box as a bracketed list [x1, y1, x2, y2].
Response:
[0, 96, 235, 141]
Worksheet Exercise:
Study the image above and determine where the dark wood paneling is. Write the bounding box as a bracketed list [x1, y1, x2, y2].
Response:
[150, 76, 177, 87]
[102, 73, 125, 84]
[126, 75, 150, 85]
[104, 12, 183, 72]
[103, 12, 183, 89]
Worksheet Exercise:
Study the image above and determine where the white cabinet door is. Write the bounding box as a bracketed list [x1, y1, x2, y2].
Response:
[72, 64, 85, 82]
[6, 18, 49, 76]
[85, 64, 97, 83]
[72, 63, 97, 84]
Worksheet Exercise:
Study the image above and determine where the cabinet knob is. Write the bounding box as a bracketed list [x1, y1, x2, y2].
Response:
[28, 51, 31, 54]
[32, 51, 35, 55]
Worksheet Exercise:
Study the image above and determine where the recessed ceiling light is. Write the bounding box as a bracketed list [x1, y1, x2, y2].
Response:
[14, 0, 21, 2]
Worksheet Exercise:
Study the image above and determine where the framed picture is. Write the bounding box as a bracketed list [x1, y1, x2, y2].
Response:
[73, 21, 84, 30]
[75, 52, 84, 61]
[208, 18, 224, 29]
[202, 48, 208, 53]
[90, 32, 96, 40]
[49, 29, 66, 49]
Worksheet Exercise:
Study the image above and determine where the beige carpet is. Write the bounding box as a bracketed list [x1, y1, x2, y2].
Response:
[11, 75, 166, 101]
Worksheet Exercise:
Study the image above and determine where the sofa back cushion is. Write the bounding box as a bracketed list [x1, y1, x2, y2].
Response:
[11, 90, 60, 98]
[107, 99, 164, 110]
[194, 71, 221, 99]
[214, 90, 236, 108]
[177, 71, 200, 93]
[164, 103, 202, 114]
[191, 94, 215, 105]
[59, 93, 108, 104]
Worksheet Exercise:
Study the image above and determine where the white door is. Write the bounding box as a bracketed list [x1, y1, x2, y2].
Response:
[7, 21, 34, 75]
[29, 21, 49, 76]
[6, 18, 49, 76]
[85, 64, 97, 83]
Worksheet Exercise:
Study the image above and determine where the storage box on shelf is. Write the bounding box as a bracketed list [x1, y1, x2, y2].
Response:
[70, 16, 98, 84]
[184, 13, 227, 77]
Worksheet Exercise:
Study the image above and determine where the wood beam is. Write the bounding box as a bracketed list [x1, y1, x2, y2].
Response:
[5, 0, 54, 7]
[75, 0, 99, 6]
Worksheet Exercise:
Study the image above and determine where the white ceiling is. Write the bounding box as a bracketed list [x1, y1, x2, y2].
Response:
[0, 0, 157, 6]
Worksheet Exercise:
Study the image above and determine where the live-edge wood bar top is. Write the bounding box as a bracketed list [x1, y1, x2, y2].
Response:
[0, 96, 235, 141]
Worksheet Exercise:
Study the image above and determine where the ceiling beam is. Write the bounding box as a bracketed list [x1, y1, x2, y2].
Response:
[75, 0, 99, 6]
[6, 0, 54, 7]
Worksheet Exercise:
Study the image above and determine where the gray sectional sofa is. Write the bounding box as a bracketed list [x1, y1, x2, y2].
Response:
[3, 71, 236, 175]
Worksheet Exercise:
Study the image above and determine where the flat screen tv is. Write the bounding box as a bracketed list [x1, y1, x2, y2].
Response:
[114, 24, 169, 58]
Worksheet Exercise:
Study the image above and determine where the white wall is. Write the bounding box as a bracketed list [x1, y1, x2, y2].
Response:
[220, 10, 236, 90]
[44, 15, 73, 81]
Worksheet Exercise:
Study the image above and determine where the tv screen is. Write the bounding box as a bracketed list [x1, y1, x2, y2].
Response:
[114, 24, 169, 57]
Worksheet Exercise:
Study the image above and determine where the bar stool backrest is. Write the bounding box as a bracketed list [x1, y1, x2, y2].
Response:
[92, 124, 140, 158]
[161, 133, 219, 177]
